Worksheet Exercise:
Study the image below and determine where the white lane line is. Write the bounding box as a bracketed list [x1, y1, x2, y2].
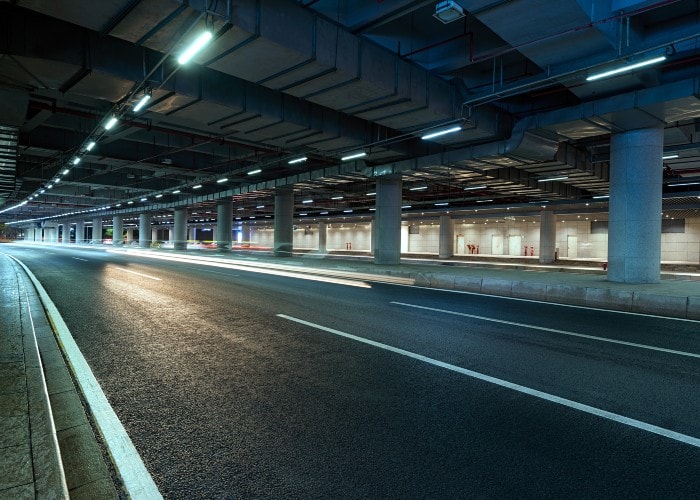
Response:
[112, 266, 162, 281]
[391, 301, 700, 360]
[10, 256, 162, 499]
[72, 257, 89, 262]
[277, 313, 700, 449]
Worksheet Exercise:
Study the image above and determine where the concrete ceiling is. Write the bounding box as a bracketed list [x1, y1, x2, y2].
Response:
[1, 0, 699, 226]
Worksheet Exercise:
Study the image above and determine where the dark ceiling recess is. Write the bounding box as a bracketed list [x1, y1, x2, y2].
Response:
[0, 0, 698, 224]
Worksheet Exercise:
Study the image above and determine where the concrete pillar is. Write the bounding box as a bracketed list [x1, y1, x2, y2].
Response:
[374, 176, 402, 265]
[318, 221, 327, 253]
[274, 186, 294, 257]
[174, 208, 188, 251]
[113, 216, 123, 246]
[216, 200, 233, 252]
[92, 217, 103, 243]
[75, 221, 85, 244]
[168, 228, 174, 241]
[539, 209, 556, 264]
[126, 228, 134, 244]
[438, 215, 454, 259]
[61, 223, 70, 244]
[241, 224, 251, 248]
[189, 226, 197, 241]
[370, 220, 375, 256]
[151, 227, 159, 244]
[609, 126, 664, 283]
[139, 213, 151, 248]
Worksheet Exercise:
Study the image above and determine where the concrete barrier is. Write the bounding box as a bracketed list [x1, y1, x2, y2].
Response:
[584, 288, 633, 312]
[632, 292, 689, 318]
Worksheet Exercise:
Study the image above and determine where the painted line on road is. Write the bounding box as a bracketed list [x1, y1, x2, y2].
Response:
[72, 257, 89, 262]
[112, 266, 162, 281]
[277, 313, 700, 449]
[10, 256, 163, 499]
[390, 302, 700, 359]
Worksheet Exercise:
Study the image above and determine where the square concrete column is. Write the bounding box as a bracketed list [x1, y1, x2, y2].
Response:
[317, 221, 327, 253]
[241, 224, 251, 248]
[374, 175, 402, 265]
[174, 208, 188, 251]
[168, 228, 174, 241]
[126, 228, 134, 244]
[438, 214, 454, 259]
[217, 200, 233, 252]
[274, 186, 294, 257]
[139, 213, 151, 248]
[112, 216, 123, 246]
[61, 223, 70, 244]
[151, 227, 159, 244]
[92, 217, 103, 243]
[75, 221, 85, 244]
[609, 126, 664, 283]
[539, 209, 556, 264]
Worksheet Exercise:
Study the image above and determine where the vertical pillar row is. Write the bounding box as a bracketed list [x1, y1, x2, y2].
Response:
[374, 175, 402, 265]
[174, 208, 188, 251]
[75, 221, 85, 244]
[274, 186, 294, 257]
[92, 217, 103, 244]
[438, 214, 454, 259]
[217, 200, 233, 252]
[112, 216, 124, 246]
[539, 209, 556, 264]
[139, 213, 151, 248]
[317, 221, 327, 253]
[608, 126, 664, 283]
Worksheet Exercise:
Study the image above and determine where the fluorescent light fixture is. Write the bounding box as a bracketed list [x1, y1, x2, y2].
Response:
[435, 202, 449, 206]
[320, 211, 329, 215]
[47, 184, 53, 189]
[192, 184, 202, 189]
[366, 192, 376, 196]
[140, 197, 147, 202]
[476, 199, 493, 203]
[593, 195, 610, 199]
[662, 154, 679, 160]
[116, 203, 122, 207]
[86, 141, 96, 151]
[133, 94, 151, 112]
[40, 189, 45, 194]
[62, 169, 70, 175]
[72, 157, 81, 165]
[127, 201, 134, 204]
[331, 196, 344, 200]
[299, 213, 308, 216]
[256, 205, 265, 209]
[104, 116, 118, 130]
[669, 181, 700, 186]
[538, 175, 569, 183]
[288, 156, 307, 164]
[343, 209, 353, 213]
[172, 190, 181, 194]
[155, 194, 163, 198]
[421, 125, 462, 140]
[369, 208, 376, 211]
[216, 178, 228, 183]
[248, 169, 262, 175]
[341, 151, 366, 161]
[401, 205, 412, 209]
[464, 185, 487, 191]
[177, 31, 213, 65]
[302, 199, 313, 204]
[54, 178, 60, 183]
[410, 186, 428, 191]
[586, 55, 666, 82]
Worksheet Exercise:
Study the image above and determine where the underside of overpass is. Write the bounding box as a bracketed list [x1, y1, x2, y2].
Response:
[0, 0, 699, 228]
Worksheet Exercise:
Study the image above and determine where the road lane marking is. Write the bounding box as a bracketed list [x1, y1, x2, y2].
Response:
[72, 257, 89, 262]
[277, 313, 700, 449]
[112, 266, 162, 281]
[391, 301, 700, 359]
[10, 256, 163, 499]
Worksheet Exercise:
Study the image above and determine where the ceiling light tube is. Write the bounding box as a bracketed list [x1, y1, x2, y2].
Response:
[178, 31, 213, 65]
[421, 125, 462, 140]
[320, 211, 329, 215]
[302, 199, 313, 204]
[668, 181, 700, 186]
[464, 185, 487, 191]
[72, 157, 81, 165]
[192, 184, 202, 189]
[86, 141, 96, 151]
[662, 154, 679, 160]
[172, 190, 181, 194]
[216, 178, 228, 183]
[586, 55, 666, 82]
[288, 156, 307, 164]
[410, 186, 428, 191]
[140, 197, 147, 202]
[593, 195, 610, 199]
[537, 175, 569, 183]
[435, 202, 449, 206]
[476, 199, 493, 203]
[127, 201, 134, 204]
[331, 196, 344, 200]
[366, 192, 376, 196]
[133, 94, 151, 112]
[341, 152, 367, 161]
[104, 116, 118, 130]
[155, 194, 163, 198]
[248, 169, 262, 175]
[343, 209, 353, 213]
[62, 168, 70, 175]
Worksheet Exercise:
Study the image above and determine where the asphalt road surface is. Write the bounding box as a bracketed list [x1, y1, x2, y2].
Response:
[3, 243, 700, 499]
